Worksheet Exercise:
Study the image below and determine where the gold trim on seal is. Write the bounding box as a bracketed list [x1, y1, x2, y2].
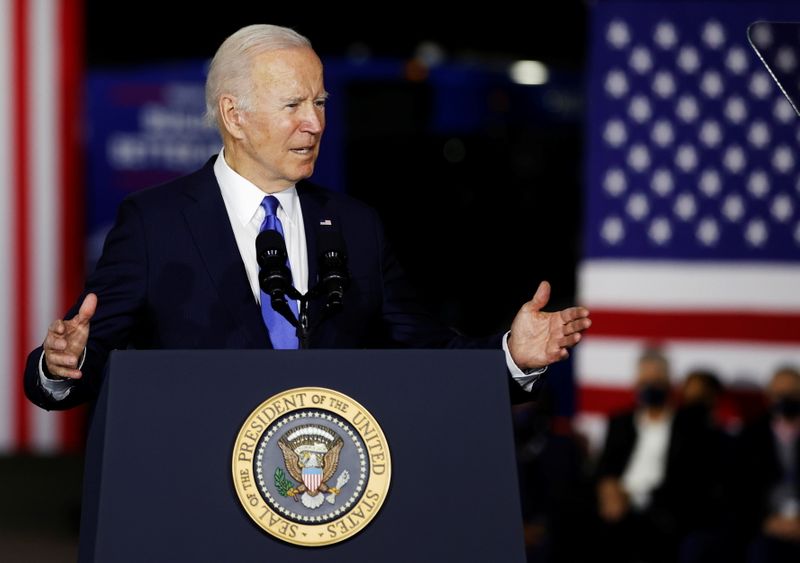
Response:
[232, 387, 391, 546]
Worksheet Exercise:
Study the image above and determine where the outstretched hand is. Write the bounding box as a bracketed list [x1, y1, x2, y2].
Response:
[42, 293, 97, 380]
[507, 281, 591, 371]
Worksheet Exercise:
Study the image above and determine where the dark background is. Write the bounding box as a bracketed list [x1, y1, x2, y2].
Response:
[86, 4, 588, 69]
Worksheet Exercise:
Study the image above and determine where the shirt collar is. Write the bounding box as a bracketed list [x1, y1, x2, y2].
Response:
[213, 147, 299, 227]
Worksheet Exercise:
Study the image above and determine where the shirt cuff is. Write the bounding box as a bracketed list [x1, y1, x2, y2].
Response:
[37, 348, 85, 400]
[502, 331, 547, 392]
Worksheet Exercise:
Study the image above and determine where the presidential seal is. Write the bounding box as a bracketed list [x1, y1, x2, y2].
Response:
[232, 387, 391, 546]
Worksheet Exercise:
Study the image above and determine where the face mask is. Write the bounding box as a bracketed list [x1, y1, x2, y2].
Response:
[638, 385, 669, 408]
[772, 397, 800, 420]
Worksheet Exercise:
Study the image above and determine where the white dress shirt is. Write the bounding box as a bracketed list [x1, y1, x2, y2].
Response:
[214, 148, 308, 304]
[621, 413, 673, 510]
[40, 149, 543, 397]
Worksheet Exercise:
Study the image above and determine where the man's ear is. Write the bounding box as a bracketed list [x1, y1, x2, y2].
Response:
[219, 94, 245, 139]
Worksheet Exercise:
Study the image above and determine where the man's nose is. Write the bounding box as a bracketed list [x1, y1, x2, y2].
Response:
[299, 105, 323, 135]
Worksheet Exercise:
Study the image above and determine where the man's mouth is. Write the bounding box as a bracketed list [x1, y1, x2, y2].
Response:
[290, 146, 314, 155]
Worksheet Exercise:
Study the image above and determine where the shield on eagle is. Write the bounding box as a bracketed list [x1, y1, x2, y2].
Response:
[302, 467, 323, 493]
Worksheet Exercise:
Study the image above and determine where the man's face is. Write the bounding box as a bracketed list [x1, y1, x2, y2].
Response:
[682, 376, 710, 405]
[635, 358, 669, 390]
[768, 370, 800, 404]
[634, 358, 670, 408]
[234, 47, 326, 191]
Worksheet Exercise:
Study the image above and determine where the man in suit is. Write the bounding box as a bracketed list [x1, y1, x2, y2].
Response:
[734, 367, 800, 563]
[595, 350, 728, 563]
[24, 24, 591, 411]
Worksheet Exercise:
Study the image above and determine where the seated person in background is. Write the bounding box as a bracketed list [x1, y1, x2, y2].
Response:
[677, 369, 733, 563]
[734, 366, 800, 563]
[595, 350, 727, 563]
[682, 369, 723, 412]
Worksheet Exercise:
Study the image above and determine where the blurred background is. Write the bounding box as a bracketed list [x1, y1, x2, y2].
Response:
[2, 0, 800, 561]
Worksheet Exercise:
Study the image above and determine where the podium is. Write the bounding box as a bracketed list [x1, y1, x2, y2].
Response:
[78, 350, 526, 562]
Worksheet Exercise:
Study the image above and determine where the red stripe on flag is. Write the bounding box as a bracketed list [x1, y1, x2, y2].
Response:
[12, 0, 30, 452]
[58, 0, 86, 452]
[587, 309, 800, 344]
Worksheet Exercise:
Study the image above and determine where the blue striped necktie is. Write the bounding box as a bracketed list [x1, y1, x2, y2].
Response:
[259, 195, 299, 349]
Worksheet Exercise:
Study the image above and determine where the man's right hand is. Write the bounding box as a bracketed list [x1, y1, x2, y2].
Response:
[43, 293, 97, 380]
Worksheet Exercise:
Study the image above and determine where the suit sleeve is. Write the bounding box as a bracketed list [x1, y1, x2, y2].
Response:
[24, 198, 149, 410]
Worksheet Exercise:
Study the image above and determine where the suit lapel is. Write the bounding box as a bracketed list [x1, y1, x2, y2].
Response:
[297, 181, 322, 290]
[297, 181, 333, 341]
[180, 160, 271, 348]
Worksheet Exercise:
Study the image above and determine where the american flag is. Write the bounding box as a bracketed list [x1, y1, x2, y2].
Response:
[0, 0, 84, 453]
[577, 1, 800, 447]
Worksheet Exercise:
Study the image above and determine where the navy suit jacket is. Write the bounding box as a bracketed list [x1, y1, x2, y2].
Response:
[25, 158, 524, 410]
[595, 407, 730, 532]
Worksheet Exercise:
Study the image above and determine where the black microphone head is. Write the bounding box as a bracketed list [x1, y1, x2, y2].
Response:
[316, 225, 349, 312]
[318, 226, 348, 276]
[255, 229, 291, 298]
[256, 229, 288, 268]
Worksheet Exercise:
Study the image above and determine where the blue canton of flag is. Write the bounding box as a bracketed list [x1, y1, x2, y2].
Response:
[585, 2, 799, 261]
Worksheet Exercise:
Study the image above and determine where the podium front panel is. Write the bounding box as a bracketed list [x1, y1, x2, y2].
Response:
[80, 350, 526, 563]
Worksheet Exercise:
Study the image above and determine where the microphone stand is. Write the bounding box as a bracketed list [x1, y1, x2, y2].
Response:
[271, 283, 339, 351]
[297, 293, 311, 350]
[257, 229, 346, 350]
[271, 287, 309, 350]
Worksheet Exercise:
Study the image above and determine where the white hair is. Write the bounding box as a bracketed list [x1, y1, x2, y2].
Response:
[205, 24, 312, 127]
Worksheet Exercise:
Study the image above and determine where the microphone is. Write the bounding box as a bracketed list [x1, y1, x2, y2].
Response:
[256, 230, 294, 301]
[317, 225, 349, 314]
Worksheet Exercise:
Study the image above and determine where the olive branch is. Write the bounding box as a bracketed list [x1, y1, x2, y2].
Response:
[274, 467, 296, 497]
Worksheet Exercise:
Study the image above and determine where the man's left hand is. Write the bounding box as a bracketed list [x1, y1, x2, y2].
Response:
[508, 281, 591, 371]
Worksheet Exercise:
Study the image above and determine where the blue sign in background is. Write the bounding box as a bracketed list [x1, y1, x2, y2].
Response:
[86, 62, 221, 264]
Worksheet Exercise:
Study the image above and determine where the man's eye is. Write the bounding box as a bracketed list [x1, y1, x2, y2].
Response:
[286, 103, 299, 109]
[314, 99, 326, 108]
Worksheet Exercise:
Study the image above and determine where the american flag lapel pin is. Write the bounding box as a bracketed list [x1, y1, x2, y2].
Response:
[320, 219, 332, 226]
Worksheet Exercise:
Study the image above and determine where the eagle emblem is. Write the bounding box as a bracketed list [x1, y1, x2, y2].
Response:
[275, 424, 350, 509]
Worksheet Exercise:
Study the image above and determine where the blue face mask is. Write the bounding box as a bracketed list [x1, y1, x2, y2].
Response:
[772, 397, 800, 420]
[638, 385, 669, 408]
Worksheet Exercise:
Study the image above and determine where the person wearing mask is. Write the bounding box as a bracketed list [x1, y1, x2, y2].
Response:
[676, 369, 733, 562]
[735, 367, 800, 563]
[595, 350, 723, 563]
[681, 369, 724, 413]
